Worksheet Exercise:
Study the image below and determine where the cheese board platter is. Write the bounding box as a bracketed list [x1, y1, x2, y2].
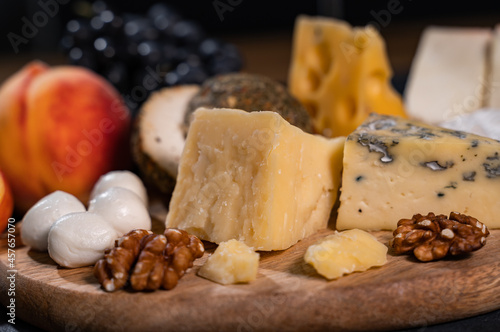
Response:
[2, 201, 500, 332]
[1, 2, 500, 331]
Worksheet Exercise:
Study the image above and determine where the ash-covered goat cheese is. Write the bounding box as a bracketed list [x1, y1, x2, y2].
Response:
[337, 113, 500, 230]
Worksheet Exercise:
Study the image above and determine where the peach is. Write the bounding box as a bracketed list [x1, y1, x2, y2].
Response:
[0, 169, 14, 232]
[0, 61, 131, 212]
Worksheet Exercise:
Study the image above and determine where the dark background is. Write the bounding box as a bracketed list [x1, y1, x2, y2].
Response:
[1, 0, 500, 54]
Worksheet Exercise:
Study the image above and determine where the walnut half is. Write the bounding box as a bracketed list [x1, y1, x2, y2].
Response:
[94, 228, 204, 292]
[389, 212, 490, 262]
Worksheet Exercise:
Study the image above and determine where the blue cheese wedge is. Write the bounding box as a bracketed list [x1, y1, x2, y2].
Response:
[337, 113, 500, 230]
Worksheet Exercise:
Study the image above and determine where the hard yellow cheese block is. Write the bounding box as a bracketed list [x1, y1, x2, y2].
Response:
[288, 15, 406, 137]
[165, 108, 345, 250]
[198, 239, 259, 285]
[304, 229, 387, 280]
[337, 113, 500, 231]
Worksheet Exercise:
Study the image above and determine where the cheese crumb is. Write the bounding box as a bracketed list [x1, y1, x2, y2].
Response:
[198, 239, 259, 285]
[304, 229, 388, 280]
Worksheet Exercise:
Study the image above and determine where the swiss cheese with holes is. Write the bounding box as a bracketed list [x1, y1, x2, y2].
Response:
[288, 15, 406, 138]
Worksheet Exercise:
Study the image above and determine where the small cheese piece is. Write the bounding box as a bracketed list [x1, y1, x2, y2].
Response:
[337, 113, 500, 231]
[198, 239, 259, 285]
[165, 108, 345, 250]
[288, 15, 406, 137]
[405, 26, 491, 124]
[304, 229, 387, 280]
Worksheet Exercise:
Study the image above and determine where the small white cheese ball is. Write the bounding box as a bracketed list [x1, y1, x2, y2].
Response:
[90, 170, 148, 205]
[48, 212, 119, 268]
[21, 191, 86, 251]
[88, 187, 151, 236]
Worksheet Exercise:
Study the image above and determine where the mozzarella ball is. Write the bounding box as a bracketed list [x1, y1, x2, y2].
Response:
[48, 212, 118, 268]
[90, 170, 148, 205]
[21, 191, 86, 251]
[88, 187, 151, 235]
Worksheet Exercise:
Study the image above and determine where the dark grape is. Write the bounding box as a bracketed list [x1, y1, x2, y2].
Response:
[61, 1, 243, 115]
[103, 62, 129, 92]
[123, 16, 158, 42]
[59, 35, 75, 53]
[172, 20, 205, 46]
[93, 36, 117, 66]
[147, 3, 179, 22]
[156, 60, 175, 77]
[99, 10, 124, 36]
[68, 47, 83, 63]
[148, 3, 180, 34]
[162, 44, 189, 65]
[89, 15, 105, 35]
[208, 44, 243, 75]
[199, 38, 222, 59]
[176, 63, 208, 84]
[137, 41, 162, 66]
[91, 0, 108, 15]
[68, 47, 98, 71]
[66, 19, 94, 46]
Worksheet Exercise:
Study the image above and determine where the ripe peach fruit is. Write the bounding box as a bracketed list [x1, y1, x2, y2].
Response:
[0, 170, 14, 232]
[0, 61, 131, 212]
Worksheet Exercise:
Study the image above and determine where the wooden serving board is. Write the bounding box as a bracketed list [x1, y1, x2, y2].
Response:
[2, 203, 500, 332]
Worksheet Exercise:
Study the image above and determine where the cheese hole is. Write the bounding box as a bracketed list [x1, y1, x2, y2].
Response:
[302, 100, 319, 118]
[305, 42, 332, 76]
[316, 42, 332, 74]
[366, 71, 386, 97]
[306, 68, 321, 92]
[337, 96, 357, 123]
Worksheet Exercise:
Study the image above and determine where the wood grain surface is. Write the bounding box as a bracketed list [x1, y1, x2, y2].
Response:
[1, 202, 500, 332]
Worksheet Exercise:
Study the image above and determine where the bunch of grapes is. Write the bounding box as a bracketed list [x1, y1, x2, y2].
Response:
[61, 1, 243, 113]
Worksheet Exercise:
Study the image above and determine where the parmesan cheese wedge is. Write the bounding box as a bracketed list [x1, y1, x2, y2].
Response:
[165, 108, 345, 250]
